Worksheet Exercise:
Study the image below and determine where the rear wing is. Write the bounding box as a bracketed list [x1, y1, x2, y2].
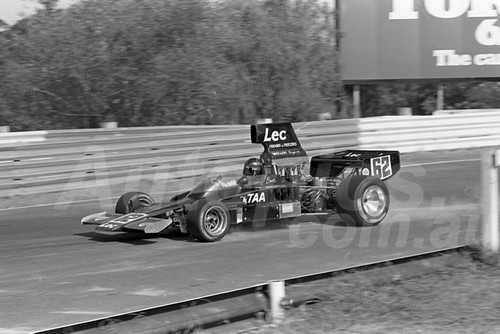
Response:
[310, 150, 400, 181]
[250, 122, 307, 164]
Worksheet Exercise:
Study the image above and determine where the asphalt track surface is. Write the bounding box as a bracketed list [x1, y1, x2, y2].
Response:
[0, 149, 486, 333]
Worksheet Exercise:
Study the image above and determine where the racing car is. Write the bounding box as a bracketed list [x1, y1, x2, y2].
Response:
[81, 122, 400, 242]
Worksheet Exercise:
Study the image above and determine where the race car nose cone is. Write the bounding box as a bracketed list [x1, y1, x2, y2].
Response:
[81, 211, 109, 224]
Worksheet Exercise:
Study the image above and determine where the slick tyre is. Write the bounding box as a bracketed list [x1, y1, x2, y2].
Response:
[186, 199, 230, 242]
[115, 192, 155, 214]
[335, 175, 389, 227]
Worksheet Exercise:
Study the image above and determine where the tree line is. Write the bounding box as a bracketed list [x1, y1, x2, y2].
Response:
[0, 0, 498, 130]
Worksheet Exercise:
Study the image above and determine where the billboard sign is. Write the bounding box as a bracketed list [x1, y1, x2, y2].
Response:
[340, 0, 500, 82]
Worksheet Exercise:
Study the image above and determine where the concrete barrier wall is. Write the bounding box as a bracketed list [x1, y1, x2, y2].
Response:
[1, 110, 500, 195]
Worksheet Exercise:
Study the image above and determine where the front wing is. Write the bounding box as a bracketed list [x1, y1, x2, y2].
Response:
[81, 211, 173, 234]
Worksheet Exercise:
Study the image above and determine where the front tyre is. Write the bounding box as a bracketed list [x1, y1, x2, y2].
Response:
[335, 176, 389, 226]
[186, 199, 230, 242]
[115, 192, 155, 214]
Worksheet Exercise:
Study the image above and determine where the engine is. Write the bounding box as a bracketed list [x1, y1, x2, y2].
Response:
[300, 176, 340, 213]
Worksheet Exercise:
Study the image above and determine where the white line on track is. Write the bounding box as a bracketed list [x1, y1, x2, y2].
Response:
[0, 198, 118, 212]
[404, 158, 479, 168]
[0, 158, 481, 212]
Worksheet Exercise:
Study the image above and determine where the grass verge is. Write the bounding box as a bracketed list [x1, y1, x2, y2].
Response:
[251, 246, 500, 334]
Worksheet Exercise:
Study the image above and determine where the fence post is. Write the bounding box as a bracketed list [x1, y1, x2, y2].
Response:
[352, 85, 361, 118]
[397, 107, 412, 116]
[481, 149, 500, 252]
[100, 121, 118, 128]
[268, 280, 286, 323]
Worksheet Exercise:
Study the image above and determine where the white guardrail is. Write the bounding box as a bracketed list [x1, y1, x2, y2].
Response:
[359, 110, 500, 152]
[1, 110, 500, 196]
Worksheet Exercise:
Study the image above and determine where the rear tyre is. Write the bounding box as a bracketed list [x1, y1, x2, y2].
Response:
[115, 192, 155, 214]
[186, 199, 230, 242]
[335, 175, 389, 226]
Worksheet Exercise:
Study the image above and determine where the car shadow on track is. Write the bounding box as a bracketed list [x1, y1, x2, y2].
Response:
[73, 229, 201, 244]
[74, 232, 159, 244]
[230, 213, 353, 231]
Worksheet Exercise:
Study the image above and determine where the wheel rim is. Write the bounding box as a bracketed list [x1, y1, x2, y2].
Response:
[203, 206, 227, 236]
[128, 195, 154, 213]
[360, 185, 387, 223]
[137, 196, 153, 209]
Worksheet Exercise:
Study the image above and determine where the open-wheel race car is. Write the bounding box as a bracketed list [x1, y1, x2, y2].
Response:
[81, 122, 400, 242]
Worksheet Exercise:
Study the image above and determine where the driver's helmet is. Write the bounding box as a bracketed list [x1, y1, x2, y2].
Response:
[243, 157, 264, 176]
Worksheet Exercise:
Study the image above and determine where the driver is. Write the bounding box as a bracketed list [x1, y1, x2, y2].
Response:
[242, 157, 264, 176]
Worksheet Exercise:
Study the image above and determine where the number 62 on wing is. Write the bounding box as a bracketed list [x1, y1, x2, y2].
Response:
[371, 155, 393, 180]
